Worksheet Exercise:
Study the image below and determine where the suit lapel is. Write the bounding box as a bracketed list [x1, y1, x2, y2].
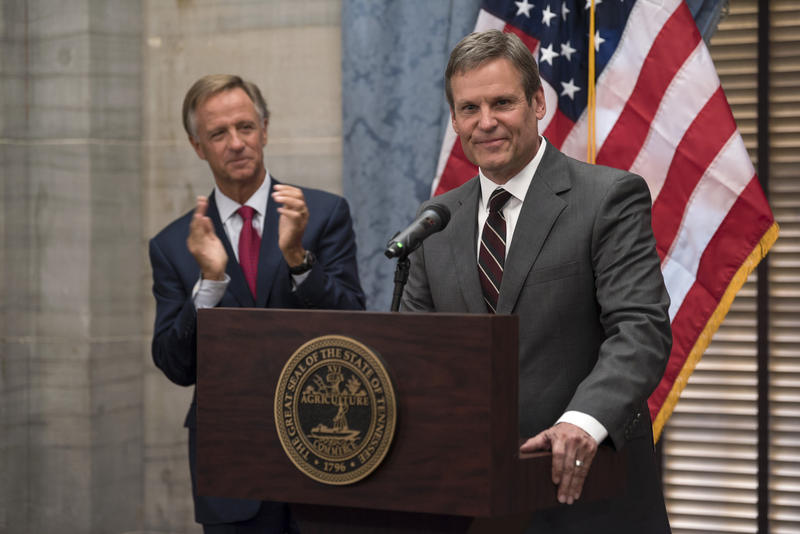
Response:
[446, 179, 487, 314]
[256, 177, 283, 308]
[496, 143, 570, 314]
[208, 192, 256, 307]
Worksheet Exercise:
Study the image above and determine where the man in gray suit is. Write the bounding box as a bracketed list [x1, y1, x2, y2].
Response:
[401, 30, 672, 532]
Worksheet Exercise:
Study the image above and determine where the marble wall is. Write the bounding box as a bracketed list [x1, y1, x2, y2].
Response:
[0, 1, 343, 532]
[2, 0, 144, 532]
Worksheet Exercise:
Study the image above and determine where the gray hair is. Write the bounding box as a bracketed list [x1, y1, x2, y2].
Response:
[182, 74, 270, 138]
[445, 29, 542, 109]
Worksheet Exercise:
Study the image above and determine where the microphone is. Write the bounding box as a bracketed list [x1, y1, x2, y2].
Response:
[385, 204, 451, 259]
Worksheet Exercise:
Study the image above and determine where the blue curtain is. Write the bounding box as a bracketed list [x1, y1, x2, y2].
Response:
[341, 0, 481, 311]
[685, 0, 728, 42]
[341, 0, 725, 311]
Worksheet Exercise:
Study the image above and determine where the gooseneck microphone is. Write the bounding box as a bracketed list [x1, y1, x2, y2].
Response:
[385, 204, 451, 259]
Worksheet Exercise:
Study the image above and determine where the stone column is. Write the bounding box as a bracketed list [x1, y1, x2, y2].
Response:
[0, 1, 143, 533]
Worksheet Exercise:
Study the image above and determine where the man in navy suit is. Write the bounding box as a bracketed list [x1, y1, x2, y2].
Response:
[149, 74, 365, 533]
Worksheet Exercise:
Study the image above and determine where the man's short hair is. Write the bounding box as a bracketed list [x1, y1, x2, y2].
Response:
[182, 74, 270, 138]
[445, 29, 542, 109]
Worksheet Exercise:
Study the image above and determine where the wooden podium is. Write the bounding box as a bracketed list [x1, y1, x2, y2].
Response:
[197, 309, 624, 533]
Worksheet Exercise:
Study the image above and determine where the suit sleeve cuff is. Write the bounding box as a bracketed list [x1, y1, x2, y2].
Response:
[192, 274, 229, 309]
[556, 411, 608, 444]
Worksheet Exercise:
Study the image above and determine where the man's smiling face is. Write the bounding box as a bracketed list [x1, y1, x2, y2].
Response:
[450, 57, 546, 184]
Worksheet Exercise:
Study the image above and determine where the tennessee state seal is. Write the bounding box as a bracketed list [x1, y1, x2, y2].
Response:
[274, 335, 397, 485]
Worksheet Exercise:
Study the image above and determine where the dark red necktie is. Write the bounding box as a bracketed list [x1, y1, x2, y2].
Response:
[478, 188, 512, 313]
[237, 206, 261, 298]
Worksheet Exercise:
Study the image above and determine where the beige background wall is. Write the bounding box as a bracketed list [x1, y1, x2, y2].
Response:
[1, 1, 343, 533]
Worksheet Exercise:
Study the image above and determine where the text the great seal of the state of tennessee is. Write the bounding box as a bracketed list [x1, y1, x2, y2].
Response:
[274, 335, 397, 485]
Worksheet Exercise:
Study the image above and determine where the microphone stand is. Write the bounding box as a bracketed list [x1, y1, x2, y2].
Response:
[390, 254, 410, 312]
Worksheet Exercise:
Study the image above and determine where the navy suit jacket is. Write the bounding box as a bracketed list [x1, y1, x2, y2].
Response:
[149, 177, 365, 524]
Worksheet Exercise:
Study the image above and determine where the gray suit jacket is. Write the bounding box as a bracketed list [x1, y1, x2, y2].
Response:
[401, 142, 672, 532]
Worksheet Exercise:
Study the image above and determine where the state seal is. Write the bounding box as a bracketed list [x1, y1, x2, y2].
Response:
[274, 335, 397, 485]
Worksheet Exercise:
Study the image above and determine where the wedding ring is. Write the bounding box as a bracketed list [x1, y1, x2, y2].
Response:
[575, 459, 583, 468]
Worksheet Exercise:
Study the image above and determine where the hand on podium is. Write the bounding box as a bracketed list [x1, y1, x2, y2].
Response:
[520, 422, 598, 506]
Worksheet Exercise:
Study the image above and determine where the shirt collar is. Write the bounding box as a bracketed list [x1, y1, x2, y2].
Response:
[478, 137, 547, 209]
[214, 171, 271, 223]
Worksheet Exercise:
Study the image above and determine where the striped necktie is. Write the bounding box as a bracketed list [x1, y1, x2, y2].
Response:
[478, 188, 512, 313]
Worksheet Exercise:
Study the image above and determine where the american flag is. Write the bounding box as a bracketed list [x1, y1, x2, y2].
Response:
[432, 0, 778, 440]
